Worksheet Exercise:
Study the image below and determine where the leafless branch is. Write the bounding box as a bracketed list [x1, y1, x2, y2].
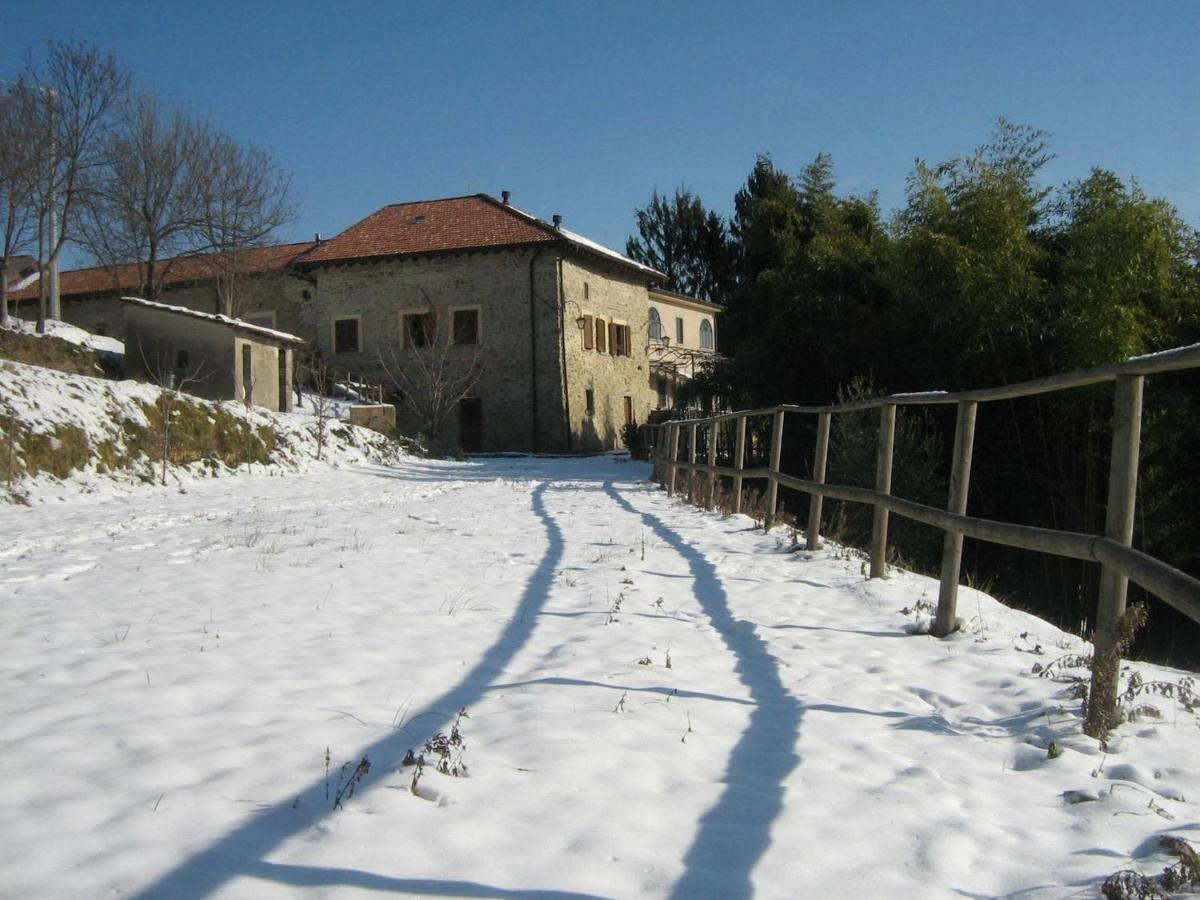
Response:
[377, 290, 485, 451]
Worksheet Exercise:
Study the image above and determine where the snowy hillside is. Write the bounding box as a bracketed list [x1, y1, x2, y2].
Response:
[1, 454, 1198, 898]
[0, 357, 404, 504]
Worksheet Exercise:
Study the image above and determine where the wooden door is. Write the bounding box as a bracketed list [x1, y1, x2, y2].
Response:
[459, 398, 483, 452]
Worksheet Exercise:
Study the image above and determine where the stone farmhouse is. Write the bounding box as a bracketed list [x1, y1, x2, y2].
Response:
[6, 193, 721, 453]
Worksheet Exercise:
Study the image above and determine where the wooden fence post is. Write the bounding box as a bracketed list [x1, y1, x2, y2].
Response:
[1086, 374, 1144, 736]
[806, 411, 830, 551]
[733, 415, 747, 515]
[932, 401, 978, 636]
[687, 422, 698, 504]
[649, 425, 661, 484]
[667, 425, 681, 497]
[765, 410, 785, 530]
[706, 421, 718, 510]
[869, 404, 896, 578]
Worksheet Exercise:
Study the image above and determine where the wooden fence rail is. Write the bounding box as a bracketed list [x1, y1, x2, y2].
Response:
[645, 342, 1200, 737]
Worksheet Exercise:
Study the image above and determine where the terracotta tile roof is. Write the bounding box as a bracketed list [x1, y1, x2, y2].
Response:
[6, 242, 317, 303]
[299, 194, 557, 265]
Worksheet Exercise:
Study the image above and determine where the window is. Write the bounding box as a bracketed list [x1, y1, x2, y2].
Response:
[611, 322, 631, 357]
[656, 376, 668, 409]
[605, 322, 630, 358]
[623, 395, 633, 425]
[452, 308, 479, 346]
[700, 319, 714, 350]
[675, 317, 684, 344]
[583, 282, 590, 300]
[333, 318, 360, 354]
[403, 312, 437, 349]
[595, 317, 607, 354]
[175, 349, 189, 369]
[582, 314, 594, 350]
[648, 307, 663, 341]
[585, 388, 595, 416]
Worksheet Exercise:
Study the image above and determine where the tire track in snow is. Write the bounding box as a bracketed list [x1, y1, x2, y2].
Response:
[602, 481, 803, 899]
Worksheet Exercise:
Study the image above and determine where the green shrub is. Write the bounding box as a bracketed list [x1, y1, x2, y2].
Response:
[622, 422, 646, 460]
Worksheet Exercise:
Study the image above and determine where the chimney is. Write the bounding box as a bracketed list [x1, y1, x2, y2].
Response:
[501, 190, 511, 205]
[552, 214, 562, 230]
[314, 232, 322, 243]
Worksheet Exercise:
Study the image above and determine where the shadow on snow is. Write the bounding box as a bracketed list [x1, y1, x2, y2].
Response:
[133, 481, 567, 899]
[602, 481, 804, 900]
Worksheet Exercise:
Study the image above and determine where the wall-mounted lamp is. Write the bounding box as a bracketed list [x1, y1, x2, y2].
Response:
[575, 315, 586, 330]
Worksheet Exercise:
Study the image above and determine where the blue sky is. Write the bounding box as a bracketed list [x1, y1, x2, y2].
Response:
[8, 1, 1199, 268]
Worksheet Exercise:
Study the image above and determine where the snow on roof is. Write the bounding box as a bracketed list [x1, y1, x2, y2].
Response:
[6, 270, 40, 293]
[121, 296, 306, 345]
[499, 199, 665, 280]
[558, 225, 664, 280]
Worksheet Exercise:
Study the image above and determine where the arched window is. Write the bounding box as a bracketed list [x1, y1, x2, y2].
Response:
[648, 307, 663, 340]
[699, 319, 714, 349]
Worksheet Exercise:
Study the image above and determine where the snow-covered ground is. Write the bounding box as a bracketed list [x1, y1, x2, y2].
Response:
[4, 314, 125, 355]
[0, 358, 402, 504]
[2, 455, 1198, 899]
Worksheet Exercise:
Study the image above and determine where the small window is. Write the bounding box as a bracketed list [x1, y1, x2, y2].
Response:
[623, 395, 633, 426]
[452, 309, 479, 346]
[595, 318, 607, 354]
[700, 319, 714, 350]
[582, 314, 594, 350]
[583, 282, 590, 300]
[648, 308, 663, 341]
[675, 317, 684, 345]
[585, 388, 595, 416]
[403, 312, 437, 349]
[334, 318, 360, 354]
[175, 349, 189, 369]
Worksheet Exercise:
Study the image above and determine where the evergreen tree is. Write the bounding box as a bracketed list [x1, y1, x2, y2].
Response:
[625, 187, 732, 303]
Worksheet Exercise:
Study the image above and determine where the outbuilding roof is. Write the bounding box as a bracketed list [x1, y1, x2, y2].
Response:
[121, 296, 306, 346]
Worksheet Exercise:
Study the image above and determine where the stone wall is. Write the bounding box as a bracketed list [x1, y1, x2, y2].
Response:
[560, 255, 657, 451]
[309, 248, 566, 453]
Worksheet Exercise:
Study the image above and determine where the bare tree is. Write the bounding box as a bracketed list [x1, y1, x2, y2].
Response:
[77, 93, 207, 299]
[377, 295, 485, 451]
[192, 133, 294, 318]
[0, 85, 40, 328]
[296, 354, 341, 461]
[79, 97, 294, 313]
[24, 40, 129, 327]
[134, 339, 210, 486]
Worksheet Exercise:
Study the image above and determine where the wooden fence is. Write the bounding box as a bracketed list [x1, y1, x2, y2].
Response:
[646, 342, 1200, 736]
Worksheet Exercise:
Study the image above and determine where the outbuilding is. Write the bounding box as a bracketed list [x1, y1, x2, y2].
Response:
[122, 296, 304, 412]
